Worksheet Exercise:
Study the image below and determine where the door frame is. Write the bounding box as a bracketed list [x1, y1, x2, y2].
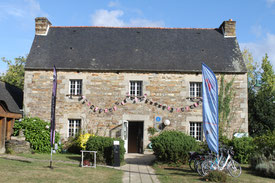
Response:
[122, 120, 128, 153]
[123, 120, 144, 153]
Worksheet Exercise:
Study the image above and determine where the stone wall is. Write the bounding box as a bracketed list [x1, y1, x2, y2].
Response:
[24, 70, 248, 150]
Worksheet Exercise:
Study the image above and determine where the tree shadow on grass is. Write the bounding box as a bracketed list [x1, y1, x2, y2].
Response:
[241, 165, 256, 176]
[2, 157, 32, 164]
[163, 167, 201, 177]
[66, 155, 81, 161]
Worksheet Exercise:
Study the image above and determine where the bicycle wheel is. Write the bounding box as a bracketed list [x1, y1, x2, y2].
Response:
[189, 158, 196, 171]
[227, 160, 242, 177]
[195, 160, 204, 176]
[201, 160, 213, 176]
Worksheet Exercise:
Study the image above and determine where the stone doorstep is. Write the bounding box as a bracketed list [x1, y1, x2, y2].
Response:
[11, 136, 26, 141]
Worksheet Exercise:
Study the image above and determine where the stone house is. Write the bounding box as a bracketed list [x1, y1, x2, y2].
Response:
[0, 81, 23, 153]
[24, 17, 247, 153]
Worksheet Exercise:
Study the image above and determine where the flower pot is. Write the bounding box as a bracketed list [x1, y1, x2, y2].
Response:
[83, 160, 90, 166]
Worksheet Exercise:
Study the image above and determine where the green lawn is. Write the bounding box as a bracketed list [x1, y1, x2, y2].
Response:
[16, 152, 81, 163]
[0, 154, 122, 183]
[153, 163, 275, 183]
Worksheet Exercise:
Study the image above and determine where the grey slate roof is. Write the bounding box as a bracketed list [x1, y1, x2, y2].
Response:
[26, 26, 246, 73]
[0, 81, 23, 114]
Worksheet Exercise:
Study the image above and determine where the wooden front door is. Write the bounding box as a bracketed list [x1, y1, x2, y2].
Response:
[0, 117, 6, 150]
[128, 121, 144, 153]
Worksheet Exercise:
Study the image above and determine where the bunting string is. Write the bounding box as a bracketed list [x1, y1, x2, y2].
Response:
[78, 93, 203, 114]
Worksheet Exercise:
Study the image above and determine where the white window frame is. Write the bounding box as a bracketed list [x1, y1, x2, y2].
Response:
[189, 82, 202, 98]
[68, 119, 81, 137]
[190, 122, 203, 141]
[129, 81, 143, 96]
[69, 79, 82, 96]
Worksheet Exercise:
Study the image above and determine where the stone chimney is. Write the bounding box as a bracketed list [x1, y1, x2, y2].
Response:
[35, 17, 52, 35]
[219, 19, 236, 37]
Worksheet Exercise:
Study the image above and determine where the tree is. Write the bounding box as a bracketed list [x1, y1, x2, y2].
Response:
[245, 52, 275, 137]
[0, 56, 26, 89]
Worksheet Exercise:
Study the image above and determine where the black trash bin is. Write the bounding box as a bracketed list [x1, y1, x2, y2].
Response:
[113, 140, 120, 167]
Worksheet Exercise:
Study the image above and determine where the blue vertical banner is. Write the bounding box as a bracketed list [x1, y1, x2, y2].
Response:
[50, 66, 57, 147]
[202, 63, 219, 154]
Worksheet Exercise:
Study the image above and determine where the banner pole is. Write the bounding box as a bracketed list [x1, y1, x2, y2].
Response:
[50, 147, 53, 169]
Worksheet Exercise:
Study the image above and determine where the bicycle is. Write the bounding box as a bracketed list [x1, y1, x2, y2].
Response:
[188, 150, 214, 176]
[201, 146, 242, 177]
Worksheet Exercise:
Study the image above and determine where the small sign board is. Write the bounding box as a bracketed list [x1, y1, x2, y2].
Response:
[113, 140, 120, 145]
[155, 116, 162, 123]
[233, 133, 248, 138]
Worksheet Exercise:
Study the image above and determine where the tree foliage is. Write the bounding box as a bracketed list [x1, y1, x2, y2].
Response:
[243, 50, 275, 137]
[0, 56, 26, 89]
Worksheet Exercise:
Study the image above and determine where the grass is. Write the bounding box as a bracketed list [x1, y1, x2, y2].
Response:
[153, 163, 275, 183]
[0, 153, 123, 183]
[16, 152, 81, 163]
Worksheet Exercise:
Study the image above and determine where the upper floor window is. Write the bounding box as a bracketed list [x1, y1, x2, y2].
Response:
[68, 119, 81, 137]
[70, 80, 82, 95]
[129, 81, 143, 96]
[190, 122, 203, 141]
[190, 82, 202, 98]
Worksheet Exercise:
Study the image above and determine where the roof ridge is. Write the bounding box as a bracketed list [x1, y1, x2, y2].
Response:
[50, 26, 216, 30]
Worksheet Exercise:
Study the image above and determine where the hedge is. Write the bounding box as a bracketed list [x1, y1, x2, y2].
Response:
[151, 130, 200, 163]
[86, 136, 125, 165]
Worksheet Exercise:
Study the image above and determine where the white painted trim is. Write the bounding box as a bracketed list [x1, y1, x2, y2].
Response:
[36, 25, 50, 36]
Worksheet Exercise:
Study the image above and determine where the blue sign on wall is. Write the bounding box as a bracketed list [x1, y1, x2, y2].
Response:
[155, 116, 162, 122]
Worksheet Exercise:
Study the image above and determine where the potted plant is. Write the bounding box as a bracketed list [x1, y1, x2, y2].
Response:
[83, 159, 90, 166]
[148, 126, 157, 136]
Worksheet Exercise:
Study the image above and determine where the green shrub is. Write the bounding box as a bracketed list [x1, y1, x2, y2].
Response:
[63, 135, 81, 154]
[148, 127, 157, 136]
[254, 130, 275, 158]
[13, 117, 60, 153]
[250, 130, 275, 178]
[250, 153, 267, 169]
[85, 136, 125, 165]
[203, 170, 227, 182]
[255, 161, 275, 178]
[231, 137, 255, 164]
[150, 130, 200, 163]
[219, 135, 232, 147]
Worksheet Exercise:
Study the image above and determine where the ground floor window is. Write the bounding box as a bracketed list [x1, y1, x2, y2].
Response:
[190, 122, 203, 141]
[68, 119, 81, 137]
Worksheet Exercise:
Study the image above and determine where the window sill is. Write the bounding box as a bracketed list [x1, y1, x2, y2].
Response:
[66, 94, 82, 99]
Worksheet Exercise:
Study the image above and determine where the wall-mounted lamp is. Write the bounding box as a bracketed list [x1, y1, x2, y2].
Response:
[164, 119, 170, 126]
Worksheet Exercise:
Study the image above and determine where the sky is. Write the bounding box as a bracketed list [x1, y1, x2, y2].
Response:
[1, 0, 275, 74]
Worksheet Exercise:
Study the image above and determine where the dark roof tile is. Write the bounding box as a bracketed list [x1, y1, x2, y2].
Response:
[26, 26, 246, 73]
[0, 81, 23, 114]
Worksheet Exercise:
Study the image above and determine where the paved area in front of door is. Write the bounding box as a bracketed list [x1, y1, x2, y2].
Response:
[114, 153, 160, 183]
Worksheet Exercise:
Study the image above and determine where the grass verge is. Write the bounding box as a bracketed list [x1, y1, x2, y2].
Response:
[0, 154, 122, 183]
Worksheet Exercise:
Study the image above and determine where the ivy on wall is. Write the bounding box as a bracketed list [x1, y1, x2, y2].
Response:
[218, 75, 236, 136]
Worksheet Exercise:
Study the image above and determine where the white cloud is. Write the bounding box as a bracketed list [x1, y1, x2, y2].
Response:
[240, 33, 275, 70]
[91, 9, 125, 27]
[0, 0, 47, 22]
[91, 9, 164, 27]
[266, 0, 275, 7]
[267, 0, 275, 4]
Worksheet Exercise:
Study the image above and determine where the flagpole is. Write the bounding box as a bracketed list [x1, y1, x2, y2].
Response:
[50, 147, 53, 169]
[50, 66, 57, 169]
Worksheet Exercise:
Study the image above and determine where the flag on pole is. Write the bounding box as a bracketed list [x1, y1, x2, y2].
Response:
[202, 63, 219, 154]
[50, 66, 57, 147]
